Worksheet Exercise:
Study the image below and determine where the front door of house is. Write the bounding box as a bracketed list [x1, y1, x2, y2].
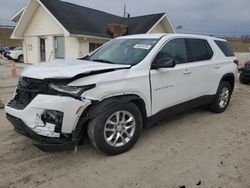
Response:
[54, 36, 65, 59]
[40, 38, 46, 62]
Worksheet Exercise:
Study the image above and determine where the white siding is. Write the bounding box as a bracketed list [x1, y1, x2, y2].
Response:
[22, 5, 65, 64]
[149, 22, 166, 33]
[78, 38, 109, 57]
[65, 37, 79, 59]
[23, 36, 55, 64]
[24, 6, 64, 36]
[148, 17, 175, 34]
[23, 37, 39, 64]
[78, 39, 89, 57]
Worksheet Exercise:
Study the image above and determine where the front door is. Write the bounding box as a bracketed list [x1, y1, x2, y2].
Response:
[40, 38, 46, 62]
[150, 38, 194, 115]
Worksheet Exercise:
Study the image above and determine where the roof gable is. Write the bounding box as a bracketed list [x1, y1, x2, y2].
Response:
[40, 0, 170, 38]
[12, 0, 175, 39]
[11, 0, 69, 39]
[24, 5, 64, 36]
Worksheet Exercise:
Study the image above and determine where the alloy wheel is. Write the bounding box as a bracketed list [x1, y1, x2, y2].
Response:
[104, 111, 136, 147]
[218, 87, 230, 109]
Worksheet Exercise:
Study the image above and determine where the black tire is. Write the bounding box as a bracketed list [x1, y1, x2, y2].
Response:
[239, 74, 249, 84]
[87, 102, 142, 155]
[209, 81, 232, 113]
[17, 55, 24, 63]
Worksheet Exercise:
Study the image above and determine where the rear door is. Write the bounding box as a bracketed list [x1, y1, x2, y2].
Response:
[184, 38, 215, 98]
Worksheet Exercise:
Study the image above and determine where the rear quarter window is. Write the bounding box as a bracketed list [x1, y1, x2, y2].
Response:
[215, 40, 234, 57]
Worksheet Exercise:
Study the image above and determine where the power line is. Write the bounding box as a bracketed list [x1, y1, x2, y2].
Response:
[176, 26, 250, 37]
[177, 26, 250, 34]
[182, 30, 250, 34]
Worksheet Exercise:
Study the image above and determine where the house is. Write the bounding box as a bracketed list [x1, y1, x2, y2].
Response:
[11, 0, 175, 64]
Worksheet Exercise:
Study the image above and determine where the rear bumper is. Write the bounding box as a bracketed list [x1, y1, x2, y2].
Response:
[6, 113, 76, 152]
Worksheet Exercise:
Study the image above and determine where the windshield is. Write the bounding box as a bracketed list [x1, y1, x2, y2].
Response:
[88, 38, 159, 65]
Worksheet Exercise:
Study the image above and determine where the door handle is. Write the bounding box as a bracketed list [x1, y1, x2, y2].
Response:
[183, 69, 191, 74]
[214, 64, 220, 69]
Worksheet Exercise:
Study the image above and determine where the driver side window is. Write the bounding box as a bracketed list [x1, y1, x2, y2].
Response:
[157, 38, 188, 64]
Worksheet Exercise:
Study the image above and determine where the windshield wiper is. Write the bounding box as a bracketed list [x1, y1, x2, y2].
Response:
[91, 59, 115, 64]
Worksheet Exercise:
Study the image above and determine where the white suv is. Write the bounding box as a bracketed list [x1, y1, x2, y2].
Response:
[5, 34, 237, 155]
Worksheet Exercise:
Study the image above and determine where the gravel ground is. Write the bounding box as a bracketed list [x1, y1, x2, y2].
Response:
[0, 60, 250, 188]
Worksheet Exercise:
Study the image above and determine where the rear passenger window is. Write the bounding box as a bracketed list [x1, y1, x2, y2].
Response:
[215, 40, 234, 57]
[187, 39, 213, 62]
[157, 38, 188, 64]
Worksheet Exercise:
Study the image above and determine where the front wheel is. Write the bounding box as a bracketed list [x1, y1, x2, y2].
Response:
[87, 102, 142, 155]
[209, 81, 232, 113]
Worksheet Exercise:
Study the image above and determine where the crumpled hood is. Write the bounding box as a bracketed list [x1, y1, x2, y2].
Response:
[21, 59, 131, 80]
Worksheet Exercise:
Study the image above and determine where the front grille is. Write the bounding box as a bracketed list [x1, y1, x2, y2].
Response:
[8, 77, 48, 110]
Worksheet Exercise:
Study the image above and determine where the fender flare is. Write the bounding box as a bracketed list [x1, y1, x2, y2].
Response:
[85, 95, 145, 119]
[219, 73, 235, 92]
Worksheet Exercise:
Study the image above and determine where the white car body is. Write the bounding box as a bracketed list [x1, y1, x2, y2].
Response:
[8, 47, 23, 61]
[5, 34, 237, 152]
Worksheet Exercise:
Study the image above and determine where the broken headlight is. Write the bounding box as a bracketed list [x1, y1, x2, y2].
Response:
[48, 83, 95, 98]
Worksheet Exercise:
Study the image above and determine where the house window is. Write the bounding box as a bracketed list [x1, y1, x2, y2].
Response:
[54, 36, 65, 59]
[89, 43, 103, 52]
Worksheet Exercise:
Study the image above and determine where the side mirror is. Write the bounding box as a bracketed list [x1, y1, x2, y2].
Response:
[152, 57, 176, 69]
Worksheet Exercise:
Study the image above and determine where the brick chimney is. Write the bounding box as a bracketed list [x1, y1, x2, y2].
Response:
[108, 24, 128, 38]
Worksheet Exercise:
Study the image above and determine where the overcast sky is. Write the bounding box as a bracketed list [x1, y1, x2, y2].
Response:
[0, 0, 250, 36]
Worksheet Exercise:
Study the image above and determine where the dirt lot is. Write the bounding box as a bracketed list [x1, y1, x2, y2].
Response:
[0, 60, 250, 188]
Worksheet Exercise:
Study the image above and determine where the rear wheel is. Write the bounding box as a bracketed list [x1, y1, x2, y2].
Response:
[88, 102, 142, 155]
[209, 81, 232, 113]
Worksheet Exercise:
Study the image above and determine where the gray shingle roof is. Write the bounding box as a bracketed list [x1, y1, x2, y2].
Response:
[40, 0, 165, 38]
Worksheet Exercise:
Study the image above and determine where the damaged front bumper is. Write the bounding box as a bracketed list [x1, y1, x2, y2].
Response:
[6, 114, 76, 152]
[5, 94, 91, 152]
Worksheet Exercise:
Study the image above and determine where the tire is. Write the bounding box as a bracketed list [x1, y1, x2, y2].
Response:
[17, 55, 24, 63]
[209, 81, 232, 113]
[239, 74, 249, 84]
[87, 102, 142, 155]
